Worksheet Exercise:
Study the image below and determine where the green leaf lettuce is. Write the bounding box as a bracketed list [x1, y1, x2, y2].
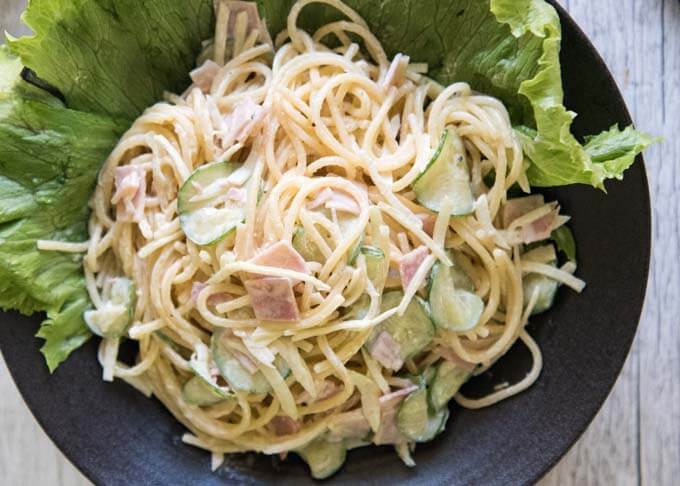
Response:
[0, 46, 120, 370]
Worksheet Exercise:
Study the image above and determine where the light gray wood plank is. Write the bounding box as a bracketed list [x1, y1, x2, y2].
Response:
[637, 0, 680, 484]
[0, 0, 28, 36]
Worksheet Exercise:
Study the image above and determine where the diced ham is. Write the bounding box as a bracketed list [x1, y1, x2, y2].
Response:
[502, 195, 568, 245]
[226, 186, 247, 203]
[368, 331, 404, 371]
[501, 195, 545, 228]
[191, 282, 207, 304]
[398, 246, 429, 290]
[308, 188, 360, 215]
[298, 379, 341, 404]
[433, 346, 477, 372]
[373, 402, 402, 445]
[244, 277, 300, 322]
[250, 241, 309, 275]
[224, 98, 268, 144]
[191, 282, 234, 306]
[519, 210, 560, 244]
[382, 53, 410, 90]
[271, 416, 302, 436]
[373, 385, 418, 445]
[318, 380, 341, 400]
[190, 60, 220, 92]
[233, 349, 259, 374]
[112, 165, 147, 223]
[416, 213, 436, 236]
[218, 0, 274, 49]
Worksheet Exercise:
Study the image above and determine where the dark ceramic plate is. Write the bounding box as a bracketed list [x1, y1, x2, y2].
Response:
[0, 2, 650, 485]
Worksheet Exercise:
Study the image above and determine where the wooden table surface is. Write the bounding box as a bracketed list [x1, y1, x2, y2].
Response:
[1, 1, 678, 484]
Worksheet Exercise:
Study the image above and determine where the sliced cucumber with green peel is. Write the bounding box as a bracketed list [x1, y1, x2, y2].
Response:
[211, 330, 289, 394]
[413, 129, 474, 215]
[417, 407, 449, 443]
[449, 254, 475, 292]
[523, 272, 559, 315]
[375, 291, 435, 361]
[429, 260, 483, 332]
[178, 162, 246, 246]
[84, 277, 136, 338]
[396, 387, 429, 441]
[359, 245, 387, 288]
[183, 344, 233, 406]
[296, 438, 347, 480]
[429, 360, 472, 411]
[292, 226, 324, 263]
[182, 376, 231, 406]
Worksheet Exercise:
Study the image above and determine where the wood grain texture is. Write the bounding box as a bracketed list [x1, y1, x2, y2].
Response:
[1, 0, 678, 485]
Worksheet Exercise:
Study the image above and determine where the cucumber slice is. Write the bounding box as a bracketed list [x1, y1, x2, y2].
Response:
[212, 330, 270, 393]
[523, 273, 559, 315]
[182, 376, 230, 406]
[413, 129, 474, 215]
[429, 360, 472, 411]
[449, 254, 475, 292]
[178, 162, 246, 246]
[377, 291, 435, 361]
[211, 330, 290, 393]
[292, 226, 324, 263]
[417, 407, 449, 443]
[396, 387, 429, 441]
[183, 344, 233, 406]
[360, 245, 387, 289]
[296, 438, 347, 480]
[83, 277, 136, 338]
[429, 260, 483, 332]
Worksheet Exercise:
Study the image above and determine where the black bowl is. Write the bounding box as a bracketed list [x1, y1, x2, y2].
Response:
[0, 2, 650, 485]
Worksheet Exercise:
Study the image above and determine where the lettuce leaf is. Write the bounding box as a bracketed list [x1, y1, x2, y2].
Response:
[8, 0, 214, 121]
[257, 0, 653, 189]
[492, 0, 655, 188]
[0, 46, 121, 370]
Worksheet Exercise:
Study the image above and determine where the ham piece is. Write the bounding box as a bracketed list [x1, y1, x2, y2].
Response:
[271, 416, 302, 436]
[502, 195, 565, 245]
[224, 98, 267, 145]
[308, 188, 361, 215]
[191, 282, 234, 306]
[416, 213, 436, 236]
[190, 60, 220, 92]
[112, 165, 147, 223]
[244, 277, 300, 322]
[373, 385, 419, 445]
[250, 241, 309, 275]
[368, 331, 403, 371]
[398, 246, 429, 290]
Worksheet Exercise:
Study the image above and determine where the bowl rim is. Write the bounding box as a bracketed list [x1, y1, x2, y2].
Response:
[0, 1, 652, 484]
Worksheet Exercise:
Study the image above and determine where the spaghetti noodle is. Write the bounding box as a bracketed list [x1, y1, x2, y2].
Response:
[68, 0, 585, 475]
